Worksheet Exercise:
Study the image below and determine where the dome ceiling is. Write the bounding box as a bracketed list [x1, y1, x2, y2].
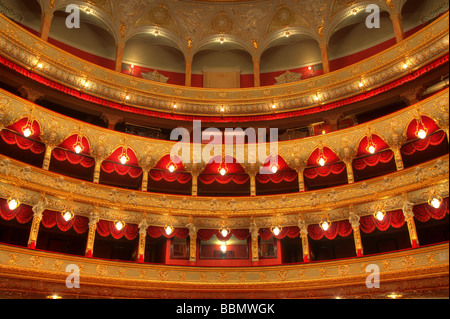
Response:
[35, 0, 407, 57]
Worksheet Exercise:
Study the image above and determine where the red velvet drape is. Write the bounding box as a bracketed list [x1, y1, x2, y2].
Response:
[413, 198, 449, 222]
[307, 220, 353, 240]
[259, 226, 300, 240]
[401, 130, 447, 155]
[0, 130, 46, 154]
[52, 148, 95, 168]
[197, 229, 251, 241]
[41, 210, 89, 234]
[199, 157, 249, 185]
[149, 170, 191, 184]
[352, 150, 394, 170]
[96, 220, 139, 240]
[101, 161, 143, 178]
[359, 210, 405, 233]
[304, 162, 346, 179]
[146, 226, 190, 239]
[0, 199, 33, 224]
[256, 171, 298, 184]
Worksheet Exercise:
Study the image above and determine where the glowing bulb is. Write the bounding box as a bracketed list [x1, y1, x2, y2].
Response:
[220, 167, 226, 176]
[272, 227, 280, 236]
[221, 228, 229, 237]
[173, 104, 178, 109]
[430, 197, 441, 209]
[83, 81, 89, 88]
[314, 95, 320, 102]
[417, 129, 427, 139]
[37, 63, 43, 69]
[63, 211, 73, 222]
[130, 64, 134, 69]
[271, 165, 278, 174]
[352, 8, 358, 15]
[119, 155, 128, 165]
[220, 107, 225, 112]
[74, 144, 82, 154]
[125, 95, 130, 101]
[359, 81, 364, 88]
[168, 164, 175, 173]
[23, 127, 32, 137]
[7, 198, 19, 210]
[368, 144, 376, 154]
[220, 243, 227, 253]
[402, 63, 408, 69]
[165, 225, 173, 235]
[318, 157, 326, 167]
[308, 66, 312, 71]
[321, 221, 329, 231]
[220, 37, 224, 44]
[115, 221, 124, 231]
[272, 104, 276, 109]
[285, 31, 290, 37]
[322, 130, 326, 135]
[375, 211, 384, 221]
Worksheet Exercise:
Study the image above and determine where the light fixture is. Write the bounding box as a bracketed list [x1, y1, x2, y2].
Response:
[317, 148, 327, 167]
[167, 161, 177, 173]
[220, 106, 225, 112]
[352, 8, 358, 15]
[359, 81, 364, 88]
[415, 117, 428, 140]
[219, 225, 230, 238]
[62, 208, 75, 222]
[218, 161, 228, 176]
[271, 225, 281, 236]
[154, 29, 159, 36]
[402, 63, 408, 69]
[285, 30, 290, 38]
[130, 64, 134, 69]
[220, 242, 227, 253]
[270, 163, 278, 174]
[366, 135, 376, 154]
[125, 95, 130, 101]
[7, 197, 20, 211]
[219, 37, 224, 44]
[374, 207, 386, 221]
[319, 218, 331, 231]
[119, 147, 129, 165]
[73, 135, 84, 154]
[37, 62, 43, 69]
[114, 219, 125, 231]
[387, 293, 402, 299]
[428, 192, 442, 209]
[22, 118, 35, 138]
[314, 94, 320, 102]
[322, 130, 326, 135]
[47, 294, 62, 299]
[173, 103, 178, 109]
[271, 103, 276, 109]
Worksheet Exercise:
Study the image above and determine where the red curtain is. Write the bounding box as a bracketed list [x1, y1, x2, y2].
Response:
[198, 173, 249, 185]
[356, 135, 390, 157]
[304, 162, 346, 179]
[197, 229, 251, 241]
[413, 198, 449, 222]
[0, 199, 33, 224]
[406, 116, 441, 141]
[149, 170, 191, 184]
[359, 210, 405, 233]
[199, 157, 249, 185]
[1, 54, 448, 123]
[101, 161, 143, 178]
[41, 210, 89, 234]
[307, 220, 353, 240]
[352, 150, 394, 171]
[52, 148, 95, 168]
[147, 226, 189, 239]
[96, 220, 139, 240]
[0, 130, 46, 154]
[401, 130, 447, 156]
[258, 226, 300, 240]
[256, 170, 298, 184]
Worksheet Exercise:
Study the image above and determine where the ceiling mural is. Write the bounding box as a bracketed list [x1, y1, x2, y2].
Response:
[33, 0, 408, 56]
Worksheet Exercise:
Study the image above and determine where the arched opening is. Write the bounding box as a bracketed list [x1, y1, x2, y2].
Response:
[260, 34, 322, 86]
[328, 9, 395, 71]
[123, 32, 186, 85]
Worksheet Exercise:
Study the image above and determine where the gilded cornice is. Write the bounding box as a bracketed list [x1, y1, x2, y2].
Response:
[0, 243, 448, 298]
[0, 12, 448, 117]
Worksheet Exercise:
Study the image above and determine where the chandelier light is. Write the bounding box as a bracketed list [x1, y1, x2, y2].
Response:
[22, 118, 35, 138]
[218, 160, 228, 176]
[319, 218, 331, 231]
[374, 206, 386, 221]
[164, 224, 173, 235]
[62, 208, 75, 222]
[270, 163, 278, 174]
[73, 135, 84, 154]
[114, 219, 126, 231]
[366, 135, 376, 154]
[167, 161, 177, 173]
[119, 147, 129, 165]
[415, 117, 428, 140]
[220, 242, 227, 253]
[317, 148, 327, 167]
[7, 196, 20, 211]
[428, 192, 442, 209]
[219, 225, 230, 238]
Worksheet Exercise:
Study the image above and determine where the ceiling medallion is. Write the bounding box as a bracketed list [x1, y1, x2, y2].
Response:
[212, 11, 233, 33]
[150, 4, 170, 25]
[274, 6, 295, 26]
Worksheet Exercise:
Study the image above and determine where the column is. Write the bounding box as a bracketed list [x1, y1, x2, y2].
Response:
[187, 219, 197, 263]
[298, 219, 310, 262]
[27, 197, 47, 249]
[390, 13, 404, 43]
[250, 173, 257, 196]
[42, 145, 54, 171]
[101, 113, 124, 130]
[185, 56, 193, 87]
[39, 10, 54, 42]
[191, 172, 198, 196]
[403, 198, 419, 248]
[115, 42, 125, 73]
[319, 42, 330, 74]
[93, 158, 103, 184]
[349, 210, 363, 256]
[252, 57, 261, 87]
[85, 210, 99, 257]
[141, 169, 150, 192]
[296, 167, 305, 192]
[137, 220, 148, 263]
[345, 159, 355, 184]
[392, 146, 404, 171]
[250, 218, 259, 262]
